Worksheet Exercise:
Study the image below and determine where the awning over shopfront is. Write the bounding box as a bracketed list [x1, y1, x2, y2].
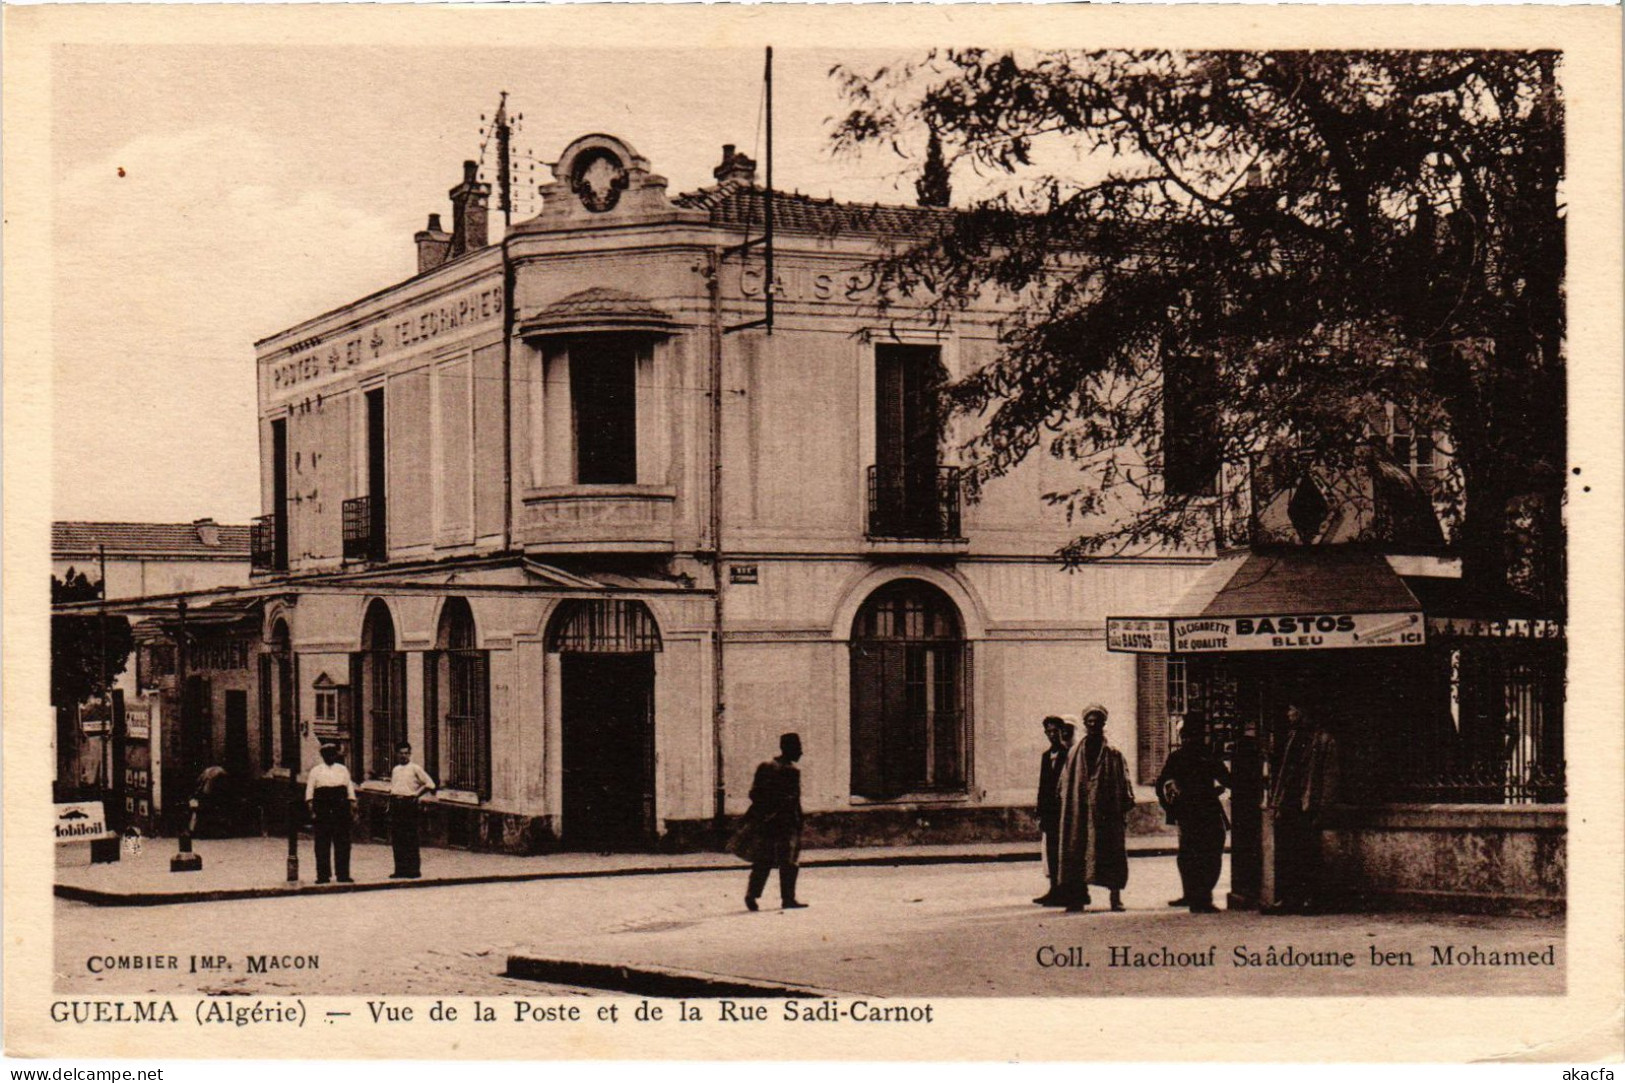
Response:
[54, 555, 702, 620]
[1107, 548, 1427, 654]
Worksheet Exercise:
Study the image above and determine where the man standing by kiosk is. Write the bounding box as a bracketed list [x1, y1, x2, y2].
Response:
[1267, 704, 1339, 914]
[1156, 713, 1231, 913]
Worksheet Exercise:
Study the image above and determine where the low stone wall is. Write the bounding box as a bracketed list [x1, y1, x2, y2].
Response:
[1319, 804, 1565, 916]
[356, 791, 558, 855]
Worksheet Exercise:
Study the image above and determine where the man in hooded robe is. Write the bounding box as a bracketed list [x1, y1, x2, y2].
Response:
[1266, 704, 1339, 914]
[1056, 704, 1136, 912]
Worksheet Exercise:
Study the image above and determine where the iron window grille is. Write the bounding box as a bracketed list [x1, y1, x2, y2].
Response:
[342, 495, 386, 562]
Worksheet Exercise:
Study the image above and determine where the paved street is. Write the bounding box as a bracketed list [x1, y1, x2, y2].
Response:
[57, 855, 1563, 998]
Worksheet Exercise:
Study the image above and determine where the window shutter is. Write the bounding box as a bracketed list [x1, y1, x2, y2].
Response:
[1136, 654, 1169, 785]
[348, 652, 364, 775]
[422, 652, 440, 784]
[258, 655, 275, 772]
[390, 652, 408, 752]
[956, 642, 974, 791]
[877, 642, 911, 797]
[474, 651, 491, 801]
[849, 642, 887, 798]
[875, 349, 905, 470]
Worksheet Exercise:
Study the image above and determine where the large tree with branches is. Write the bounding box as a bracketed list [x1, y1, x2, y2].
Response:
[834, 50, 1564, 610]
[52, 568, 134, 708]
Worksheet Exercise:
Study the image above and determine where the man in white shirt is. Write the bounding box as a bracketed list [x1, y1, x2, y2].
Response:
[388, 742, 436, 879]
[305, 744, 356, 884]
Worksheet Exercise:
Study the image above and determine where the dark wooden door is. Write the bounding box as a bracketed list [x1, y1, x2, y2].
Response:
[560, 653, 655, 850]
[223, 690, 250, 776]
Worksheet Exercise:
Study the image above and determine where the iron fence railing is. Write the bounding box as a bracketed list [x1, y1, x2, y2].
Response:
[866, 465, 963, 540]
[1388, 639, 1566, 805]
[1392, 761, 1566, 805]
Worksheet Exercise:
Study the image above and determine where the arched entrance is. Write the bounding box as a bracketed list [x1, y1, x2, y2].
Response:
[547, 599, 661, 850]
[849, 579, 971, 799]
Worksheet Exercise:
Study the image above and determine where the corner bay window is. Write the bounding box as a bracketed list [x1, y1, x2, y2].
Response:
[849, 580, 971, 799]
[424, 598, 491, 799]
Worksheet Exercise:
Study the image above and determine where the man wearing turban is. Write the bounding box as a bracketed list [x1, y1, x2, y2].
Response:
[1055, 704, 1136, 912]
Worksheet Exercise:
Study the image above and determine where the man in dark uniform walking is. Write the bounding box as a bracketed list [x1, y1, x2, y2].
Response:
[729, 733, 808, 911]
[1155, 713, 1231, 913]
[1033, 716, 1074, 905]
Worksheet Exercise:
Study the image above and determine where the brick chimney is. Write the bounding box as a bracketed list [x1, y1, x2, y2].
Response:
[712, 144, 758, 187]
[414, 213, 453, 274]
[449, 160, 491, 257]
[192, 517, 221, 547]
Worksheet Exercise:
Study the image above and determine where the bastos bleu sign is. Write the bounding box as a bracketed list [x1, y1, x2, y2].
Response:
[1107, 611, 1425, 654]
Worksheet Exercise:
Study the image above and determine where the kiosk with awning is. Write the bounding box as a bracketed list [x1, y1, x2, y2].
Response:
[1108, 547, 1438, 910]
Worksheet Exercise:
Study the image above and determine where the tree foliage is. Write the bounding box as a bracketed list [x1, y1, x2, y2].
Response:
[51, 568, 134, 706]
[833, 50, 1564, 602]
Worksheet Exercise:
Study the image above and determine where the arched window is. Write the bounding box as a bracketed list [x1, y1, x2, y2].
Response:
[354, 600, 404, 780]
[849, 580, 971, 799]
[546, 599, 663, 653]
[424, 598, 490, 799]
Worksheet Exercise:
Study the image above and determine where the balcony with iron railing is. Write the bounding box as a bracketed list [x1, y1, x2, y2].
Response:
[250, 513, 282, 572]
[342, 495, 386, 563]
[866, 465, 964, 544]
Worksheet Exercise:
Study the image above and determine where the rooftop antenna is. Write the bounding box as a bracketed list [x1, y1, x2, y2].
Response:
[764, 45, 774, 336]
[479, 92, 540, 223]
[724, 45, 775, 336]
[496, 92, 513, 227]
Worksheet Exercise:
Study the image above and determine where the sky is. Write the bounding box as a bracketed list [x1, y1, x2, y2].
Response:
[48, 44, 951, 524]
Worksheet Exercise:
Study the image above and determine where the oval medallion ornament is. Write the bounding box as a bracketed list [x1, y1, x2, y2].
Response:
[570, 148, 629, 213]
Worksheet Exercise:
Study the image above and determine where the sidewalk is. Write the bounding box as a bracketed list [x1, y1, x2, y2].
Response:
[55, 833, 1178, 907]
